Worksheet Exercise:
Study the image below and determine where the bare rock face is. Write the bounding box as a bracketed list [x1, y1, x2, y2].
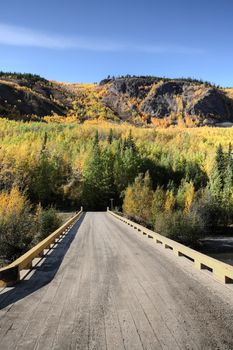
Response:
[141, 81, 185, 117]
[101, 77, 233, 124]
[142, 82, 233, 120]
[102, 92, 132, 120]
[109, 76, 160, 98]
[187, 88, 233, 120]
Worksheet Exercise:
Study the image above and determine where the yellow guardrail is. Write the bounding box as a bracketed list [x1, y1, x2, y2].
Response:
[0, 208, 83, 287]
[108, 210, 233, 285]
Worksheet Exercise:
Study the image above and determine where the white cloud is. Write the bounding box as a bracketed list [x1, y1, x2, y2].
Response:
[0, 23, 204, 54]
[134, 44, 204, 55]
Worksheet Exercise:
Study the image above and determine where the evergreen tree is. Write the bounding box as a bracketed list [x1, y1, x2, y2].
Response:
[222, 163, 232, 206]
[222, 143, 233, 222]
[30, 135, 56, 204]
[126, 130, 136, 152]
[114, 145, 141, 195]
[209, 144, 225, 204]
[82, 133, 117, 210]
[82, 134, 102, 210]
[215, 144, 225, 181]
[93, 130, 99, 148]
[101, 148, 116, 207]
[108, 128, 113, 144]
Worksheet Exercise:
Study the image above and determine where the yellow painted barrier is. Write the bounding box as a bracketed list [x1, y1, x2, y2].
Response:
[0, 209, 83, 287]
[108, 210, 233, 285]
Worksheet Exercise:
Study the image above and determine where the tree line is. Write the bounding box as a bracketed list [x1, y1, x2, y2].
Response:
[0, 119, 233, 263]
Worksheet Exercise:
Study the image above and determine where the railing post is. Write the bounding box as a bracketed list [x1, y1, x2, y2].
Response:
[174, 248, 185, 257]
[213, 269, 226, 284]
[194, 260, 201, 270]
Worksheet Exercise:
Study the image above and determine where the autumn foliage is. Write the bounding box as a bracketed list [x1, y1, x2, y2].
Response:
[1, 118, 233, 260]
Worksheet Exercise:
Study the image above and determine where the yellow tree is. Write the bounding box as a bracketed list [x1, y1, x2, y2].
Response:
[123, 171, 153, 223]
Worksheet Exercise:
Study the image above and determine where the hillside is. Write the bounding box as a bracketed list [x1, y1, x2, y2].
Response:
[0, 72, 73, 120]
[0, 72, 233, 126]
[100, 77, 233, 126]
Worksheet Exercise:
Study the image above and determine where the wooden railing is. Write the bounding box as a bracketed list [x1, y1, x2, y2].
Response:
[0, 209, 83, 287]
[108, 210, 233, 285]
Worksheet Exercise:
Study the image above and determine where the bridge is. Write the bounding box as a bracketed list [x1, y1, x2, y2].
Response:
[1, 211, 233, 349]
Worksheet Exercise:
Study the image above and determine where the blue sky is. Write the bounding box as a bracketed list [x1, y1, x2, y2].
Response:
[0, 0, 232, 86]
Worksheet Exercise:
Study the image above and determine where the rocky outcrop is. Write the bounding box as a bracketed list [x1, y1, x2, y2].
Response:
[108, 76, 160, 98]
[187, 88, 233, 120]
[101, 77, 233, 124]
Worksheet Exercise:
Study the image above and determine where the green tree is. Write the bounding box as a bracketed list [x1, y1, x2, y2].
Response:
[82, 134, 102, 210]
[209, 144, 225, 204]
[222, 143, 233, 222]
[108, 128, 113, 144]
[35, 206, 61, 242]
[114, 138, 141, 195]
[82, 134, 117, 210]
[101, 148, 116, 208]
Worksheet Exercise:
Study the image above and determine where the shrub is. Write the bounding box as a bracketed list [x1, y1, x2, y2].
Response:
[0, 188, 62, 266]
[154, 209, 205, 246]
[35, 206, 62, 242]
[0, 187, 35, 263]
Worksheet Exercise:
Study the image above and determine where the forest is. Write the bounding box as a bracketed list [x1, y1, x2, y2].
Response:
[1, 118, 233, 265]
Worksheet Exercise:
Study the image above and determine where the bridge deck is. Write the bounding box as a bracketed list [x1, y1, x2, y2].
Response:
[1, 212, 233, 349]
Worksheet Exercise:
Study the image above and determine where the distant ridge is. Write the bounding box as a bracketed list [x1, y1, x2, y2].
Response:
[0, 72, 232, 126]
